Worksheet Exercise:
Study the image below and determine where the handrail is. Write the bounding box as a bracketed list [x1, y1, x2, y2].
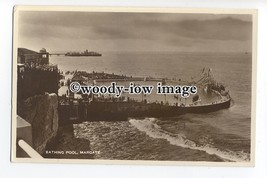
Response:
[18, 139, 43, 159]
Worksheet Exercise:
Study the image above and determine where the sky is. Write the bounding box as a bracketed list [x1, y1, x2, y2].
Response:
[17, 11, 253, 53]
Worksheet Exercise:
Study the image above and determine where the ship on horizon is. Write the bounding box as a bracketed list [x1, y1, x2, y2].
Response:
[65, 49, 102, 57]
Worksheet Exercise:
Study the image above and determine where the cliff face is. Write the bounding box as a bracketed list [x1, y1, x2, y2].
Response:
[20, 93, 58, 154]
[17, 65, 59, 101]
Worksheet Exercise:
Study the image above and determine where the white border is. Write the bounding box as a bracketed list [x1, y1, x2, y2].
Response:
[11, 6, 257, 167]
[1, 0, 267, 178]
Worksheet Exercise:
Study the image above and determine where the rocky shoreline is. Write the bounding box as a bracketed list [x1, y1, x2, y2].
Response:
[43, 124, 94, 159]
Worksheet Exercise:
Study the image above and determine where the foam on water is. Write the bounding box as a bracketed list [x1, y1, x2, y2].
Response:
[129, 117, 249, 162]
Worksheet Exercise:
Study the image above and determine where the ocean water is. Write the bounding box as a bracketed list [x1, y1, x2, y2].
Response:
[50, 51, 252, 162]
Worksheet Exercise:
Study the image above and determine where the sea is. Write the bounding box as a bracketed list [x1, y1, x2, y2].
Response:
[50, 51, 252, 162]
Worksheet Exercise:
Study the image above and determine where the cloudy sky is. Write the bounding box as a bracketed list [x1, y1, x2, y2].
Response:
[17, 11, 252, 53]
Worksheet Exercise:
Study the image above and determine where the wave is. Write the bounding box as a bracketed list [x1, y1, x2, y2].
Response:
[129, 117, 249, 162]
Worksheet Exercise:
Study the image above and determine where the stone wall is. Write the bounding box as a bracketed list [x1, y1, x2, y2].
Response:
[19, 93, 58, 154]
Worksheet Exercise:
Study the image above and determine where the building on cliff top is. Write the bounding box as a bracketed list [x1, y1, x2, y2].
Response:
[18, 48, 49, 65]
[16, 48, 59, 101]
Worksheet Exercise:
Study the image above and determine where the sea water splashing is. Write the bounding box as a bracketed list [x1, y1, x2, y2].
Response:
[129, 117, 249, 162]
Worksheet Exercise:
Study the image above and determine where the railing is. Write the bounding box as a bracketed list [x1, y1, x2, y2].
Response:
[18, 139, 43, 159]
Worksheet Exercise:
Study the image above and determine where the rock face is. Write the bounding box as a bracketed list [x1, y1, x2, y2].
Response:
[21, 93, 58, 154]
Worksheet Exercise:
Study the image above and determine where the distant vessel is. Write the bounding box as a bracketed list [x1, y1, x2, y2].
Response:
[65, 49, 102, 57]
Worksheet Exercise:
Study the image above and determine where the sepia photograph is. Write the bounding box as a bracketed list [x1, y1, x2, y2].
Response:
[12, 6, 257, 165]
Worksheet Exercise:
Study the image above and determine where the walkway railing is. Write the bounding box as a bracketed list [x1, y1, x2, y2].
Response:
[18, 139, 43, 159]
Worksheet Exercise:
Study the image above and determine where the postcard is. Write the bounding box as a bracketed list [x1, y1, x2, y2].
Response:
[12, 6, 257, 166]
